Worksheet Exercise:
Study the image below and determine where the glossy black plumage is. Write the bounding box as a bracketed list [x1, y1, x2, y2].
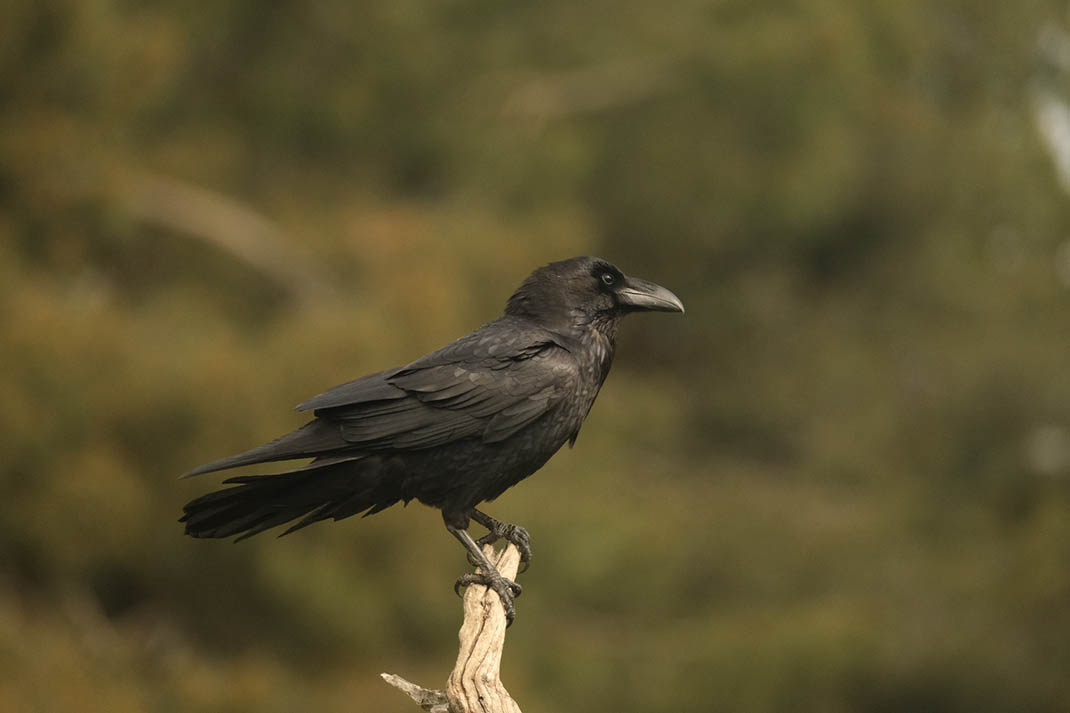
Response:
[180, 256, 683, 621]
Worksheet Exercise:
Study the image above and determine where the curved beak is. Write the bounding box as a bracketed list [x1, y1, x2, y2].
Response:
[617, 277, 685, 314]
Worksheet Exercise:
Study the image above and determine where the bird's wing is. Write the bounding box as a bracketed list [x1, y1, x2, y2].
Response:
[321, 323, 577, 449]
[296, 368, 407, 412]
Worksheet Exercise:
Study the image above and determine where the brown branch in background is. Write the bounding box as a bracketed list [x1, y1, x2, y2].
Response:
[122, 170, 334, 304]
[501, 57, 679, 124]
[383, 544, 523, 713]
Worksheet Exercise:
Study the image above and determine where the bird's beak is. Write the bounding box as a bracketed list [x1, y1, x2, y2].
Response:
[617, 277, 685, 314]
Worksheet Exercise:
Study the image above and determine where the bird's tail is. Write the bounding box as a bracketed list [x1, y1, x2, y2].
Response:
[180, 461, 397, 541]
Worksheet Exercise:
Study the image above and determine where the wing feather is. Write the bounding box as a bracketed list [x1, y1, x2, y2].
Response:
[292, 320, 577, 452]
[482, 387, 558, 443]
[296, 368, 406, 413]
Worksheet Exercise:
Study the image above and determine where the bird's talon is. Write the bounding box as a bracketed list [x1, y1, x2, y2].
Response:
[453, 571, 522, 622]
[473, 517, 533, 571]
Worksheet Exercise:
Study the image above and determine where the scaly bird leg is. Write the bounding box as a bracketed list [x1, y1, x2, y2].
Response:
[445, 521, 522, 626]
[470, 509, 533, 573]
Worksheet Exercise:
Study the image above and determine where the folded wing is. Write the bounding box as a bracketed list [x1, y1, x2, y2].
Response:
[184, 321, 577, 477]
[329, 333, 575, 449]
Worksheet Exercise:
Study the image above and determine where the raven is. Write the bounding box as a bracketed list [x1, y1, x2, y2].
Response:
[181, 256, 683, 622]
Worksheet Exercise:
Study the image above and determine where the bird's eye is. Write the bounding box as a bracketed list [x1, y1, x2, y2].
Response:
[600, 272, 616, 286]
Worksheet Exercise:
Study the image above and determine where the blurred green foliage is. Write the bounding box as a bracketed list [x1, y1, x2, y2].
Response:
[2, 0, 1070, 711]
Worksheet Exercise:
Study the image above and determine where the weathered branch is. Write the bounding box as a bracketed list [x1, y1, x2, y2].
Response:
[383, 544, 522, 713]
[501, 57, 680, 123]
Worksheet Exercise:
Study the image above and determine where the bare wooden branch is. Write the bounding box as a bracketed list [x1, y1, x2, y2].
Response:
[383, 544, 523, 713]
[379, 673, 449, 713]
[501, 58, 680, 123]
[446, 544, 522, 713]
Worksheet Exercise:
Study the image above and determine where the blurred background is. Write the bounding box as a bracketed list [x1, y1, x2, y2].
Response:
[2, 1, 1070, 711]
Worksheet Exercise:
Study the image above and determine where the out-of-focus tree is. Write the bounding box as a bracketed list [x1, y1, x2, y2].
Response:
[1, 1, 1068, 712]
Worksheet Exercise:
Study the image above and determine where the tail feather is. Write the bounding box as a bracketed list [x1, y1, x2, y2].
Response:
[279, 502, 337, 537]
[180, 461, 397, 541]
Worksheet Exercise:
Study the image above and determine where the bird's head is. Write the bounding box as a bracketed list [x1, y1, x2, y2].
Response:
[505, 256, 684, 332]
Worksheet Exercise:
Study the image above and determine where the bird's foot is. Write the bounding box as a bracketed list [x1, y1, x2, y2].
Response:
[469, 511, 533, 573]
[454, 570, 522, 625]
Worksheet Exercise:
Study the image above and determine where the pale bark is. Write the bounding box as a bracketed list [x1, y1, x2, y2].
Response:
[383, 544, 523, 713]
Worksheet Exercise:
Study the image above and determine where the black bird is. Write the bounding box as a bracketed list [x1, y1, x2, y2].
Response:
[181, 256, 683, 622]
